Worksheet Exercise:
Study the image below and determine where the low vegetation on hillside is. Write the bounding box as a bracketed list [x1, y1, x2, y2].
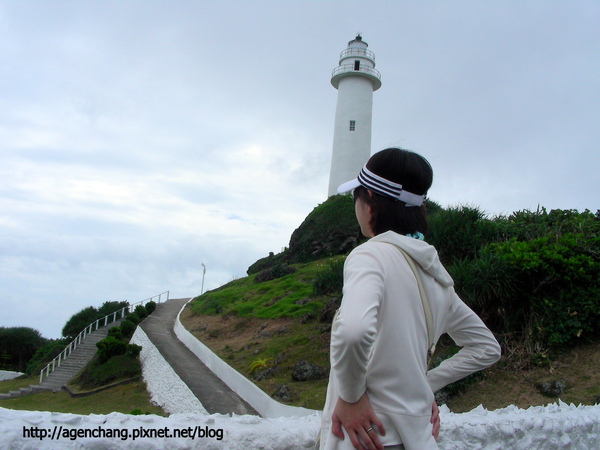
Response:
[3, 195, 598, 414]
[1, 301, 162, 416]
[184, 196, 600, 410]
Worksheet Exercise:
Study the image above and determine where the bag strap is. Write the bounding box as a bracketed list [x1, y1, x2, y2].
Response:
[395, 246, 436, 367]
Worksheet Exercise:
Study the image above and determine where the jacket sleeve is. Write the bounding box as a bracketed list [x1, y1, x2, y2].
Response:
[330, 247, 384, 403]
[426, 292, 501, 393]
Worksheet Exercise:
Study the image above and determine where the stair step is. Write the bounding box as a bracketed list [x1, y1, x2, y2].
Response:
[37, 318, 125, 387]
[0, 318, 129, 401]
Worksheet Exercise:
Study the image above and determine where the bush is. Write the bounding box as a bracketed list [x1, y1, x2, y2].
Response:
[254, 262, 297, 283]
[134, 304, 148, 320]
[427, 205, 499, 265]
[145, 301, 157, 315]
[96, 336, 128, 364]
[428, 206, 599, 362]
[62, 301, 129, 340]
[107, 326, 124, 340]
[312, 258, 345, 297]
[247, 251, 288, 276]
[62, 307, 99, 340]
[494, 207, 598, 242]
[125, 344, 142, 359]
[74, 354, 141, 389]
[448, 249, 518, 332]
[119, 319, 136, 338]
[125, 313, 141, 325]
[25, 338, 67, 375]
[491, 232, 600, 348]
[287, 195, 359, 264]
[97, 301, 129, 323]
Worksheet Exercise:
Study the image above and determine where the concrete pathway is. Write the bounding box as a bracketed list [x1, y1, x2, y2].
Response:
[140, 298, 258, 416]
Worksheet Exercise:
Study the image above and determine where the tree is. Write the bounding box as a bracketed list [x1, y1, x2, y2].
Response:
[0, 327, 46, 372]
[61, 306, 99, 340]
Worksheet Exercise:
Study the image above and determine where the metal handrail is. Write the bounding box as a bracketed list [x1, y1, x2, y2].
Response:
[331, 64, 381, 80]
[39, 291, 169, 384]
[339, 47, 376, 61]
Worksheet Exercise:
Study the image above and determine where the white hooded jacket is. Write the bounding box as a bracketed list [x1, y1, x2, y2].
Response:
[320, 231, 501, 449]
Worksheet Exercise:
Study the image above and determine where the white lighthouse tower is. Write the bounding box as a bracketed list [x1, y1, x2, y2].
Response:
[328, 34, 382, 197]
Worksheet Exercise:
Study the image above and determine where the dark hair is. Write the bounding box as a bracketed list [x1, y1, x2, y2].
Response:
[353, 148, 433, 236]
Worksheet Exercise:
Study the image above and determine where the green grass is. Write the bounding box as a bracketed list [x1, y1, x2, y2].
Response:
[0, 358, 166, 416]
[189, 259, 338, 319]
[184, 257, 344, 410]
[0, 374, 39, 393]
[0, 380, 165, 415]
[207, 317, 331, 410]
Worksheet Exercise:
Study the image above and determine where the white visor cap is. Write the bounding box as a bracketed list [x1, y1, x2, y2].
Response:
[337, 165, 426, 207]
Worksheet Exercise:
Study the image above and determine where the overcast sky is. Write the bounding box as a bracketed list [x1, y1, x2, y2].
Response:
[1, 1, 599, 339]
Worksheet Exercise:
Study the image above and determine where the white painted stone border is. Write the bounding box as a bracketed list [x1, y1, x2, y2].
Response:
[130, 326, 208, 415]
[0, 370, 24, 382]
[173, 298, 319, 419]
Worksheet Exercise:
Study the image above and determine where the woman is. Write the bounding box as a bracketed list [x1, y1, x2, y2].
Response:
[319, 148, 501, 450]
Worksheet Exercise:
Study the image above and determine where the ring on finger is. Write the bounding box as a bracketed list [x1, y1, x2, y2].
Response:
[366, 427, 373, 433]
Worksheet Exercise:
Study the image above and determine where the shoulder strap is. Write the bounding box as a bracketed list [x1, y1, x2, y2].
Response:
[395, 247, 436, 367]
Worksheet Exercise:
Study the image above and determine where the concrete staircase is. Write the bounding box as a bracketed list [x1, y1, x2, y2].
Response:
[0, 319, 123, 400]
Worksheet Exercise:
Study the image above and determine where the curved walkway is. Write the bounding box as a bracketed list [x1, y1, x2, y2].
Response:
[140, 298, 258, 416]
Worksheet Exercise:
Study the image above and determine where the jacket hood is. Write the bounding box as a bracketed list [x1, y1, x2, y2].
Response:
[370, 231, 454, 287]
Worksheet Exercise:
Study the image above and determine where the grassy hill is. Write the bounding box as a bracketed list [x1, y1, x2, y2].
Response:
[181, 255, 600, 412]
[182, 198, 600, 412]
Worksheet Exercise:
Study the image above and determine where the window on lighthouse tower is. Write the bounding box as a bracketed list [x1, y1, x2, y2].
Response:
[354, 60, 360, 71]
[349, 120, 356, 131]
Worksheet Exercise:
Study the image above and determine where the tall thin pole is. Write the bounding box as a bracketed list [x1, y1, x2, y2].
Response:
[201, 263, 206, 295]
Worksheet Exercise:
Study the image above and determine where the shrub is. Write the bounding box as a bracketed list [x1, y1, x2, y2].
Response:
[62, 307, 99, 340]
[97, 301, 129, 323]
[287, 195, 359, 264]
[96, 336, 128, 364]
[429, 206, 599, 362]
[427, 205, 499, 265]
[145, 301, 157, 315]
[249, 358, 271, 373]
[448, 249, 518, 332]
[254, 263, 297, 283]
[74, 354, 141, 388]
[134, 304, 148, 320]
[494, 207, 598, 242]
[119, 319, 136, 338]
[107, 326, 123, 340]
[125, 313, 141, 325]
[125, 343, 142, 359]
[25, 338, 66, 375]
[312, 258, 345, 297]
[491, 233, 599, 348]
[62, 301, 129, 340]
[247, 251, 288, 276]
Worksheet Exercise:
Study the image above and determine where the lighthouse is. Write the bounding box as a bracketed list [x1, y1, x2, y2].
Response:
[328, 34, 382, 197]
